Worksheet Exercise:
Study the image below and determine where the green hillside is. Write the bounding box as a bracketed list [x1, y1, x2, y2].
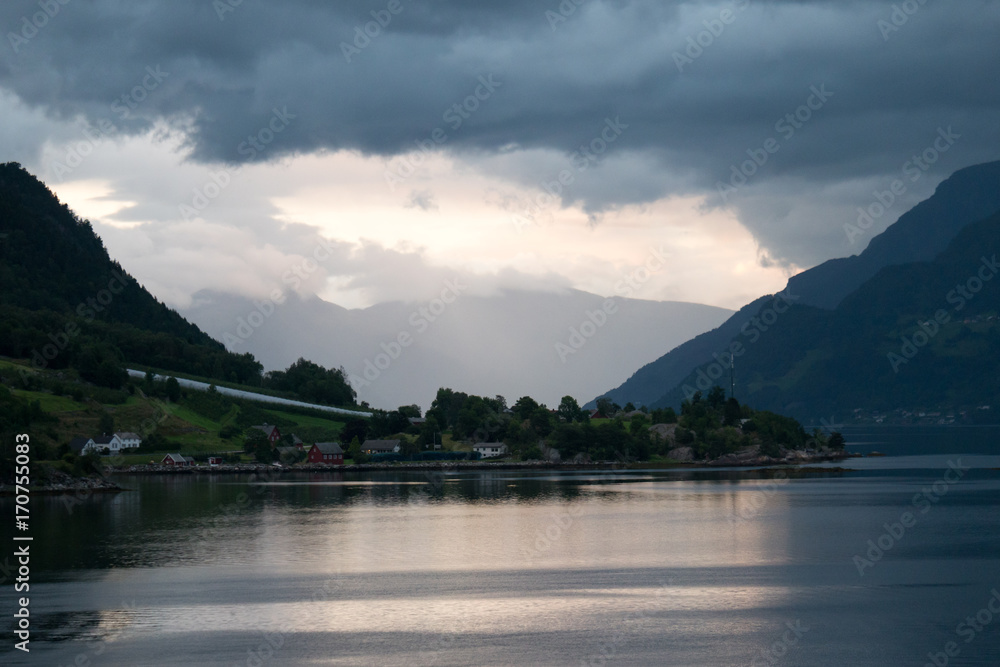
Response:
[1, 358, 347, 469]
[0, 163, 356, 408]
[0, 162, 263, 385]
[597, 159, 1000, 412]
[655, 211, 1000, 423]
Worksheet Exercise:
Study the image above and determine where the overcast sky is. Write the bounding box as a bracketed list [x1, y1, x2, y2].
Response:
[2, 0, 999, 314]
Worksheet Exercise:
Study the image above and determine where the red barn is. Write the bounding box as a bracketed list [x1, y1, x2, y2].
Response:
[308, 442, 344, 465]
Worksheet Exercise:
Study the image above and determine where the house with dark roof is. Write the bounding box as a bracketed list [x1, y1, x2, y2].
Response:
[308, 442, 344, 465]
[252, 424, 282, 445]
[68, 437, 95, 455]
[92, 434, 123, 453]
[473, 442, 508, 459]
[161, 453, 195, 466]
[362, 439, 401, 455]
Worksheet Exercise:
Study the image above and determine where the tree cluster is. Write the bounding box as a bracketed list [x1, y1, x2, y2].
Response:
[262, 358, 355, 407]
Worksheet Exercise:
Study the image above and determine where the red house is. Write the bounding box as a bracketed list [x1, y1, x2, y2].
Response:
[308, 442, 344, 465]
[162, 453, 195, 466]
[252, 424, 282, 445]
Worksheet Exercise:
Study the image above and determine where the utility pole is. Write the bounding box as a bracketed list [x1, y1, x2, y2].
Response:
[730, 353, 735, 400]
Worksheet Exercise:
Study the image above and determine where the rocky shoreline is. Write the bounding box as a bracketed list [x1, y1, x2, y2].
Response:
[3, 448, 854, 494]
[666, 444, 855, 467]
[0, 468, 125, 495]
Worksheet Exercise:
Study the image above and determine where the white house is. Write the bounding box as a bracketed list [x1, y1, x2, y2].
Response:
[473, 442, 508, 459]
[115, 432, 142, 449]
[91, 434, 124, 453]
[69, 433, 137, 455]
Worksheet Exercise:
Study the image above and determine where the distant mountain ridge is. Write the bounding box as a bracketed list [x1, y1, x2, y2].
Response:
[0, 162, 733, 410]
[592, 159, 1000, 410]
[181, 288, 733, 409]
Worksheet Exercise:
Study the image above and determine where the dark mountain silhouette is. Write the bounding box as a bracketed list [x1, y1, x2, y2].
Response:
[788, 160, 1000, 309]
[652, 209, 1000, 421]
[0, 162, 262, 384]
[592, 160, 1000, 411]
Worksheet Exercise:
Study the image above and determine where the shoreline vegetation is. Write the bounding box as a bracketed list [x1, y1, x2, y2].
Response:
[2, 352, 856, 496]
[2, 448, 856, 495]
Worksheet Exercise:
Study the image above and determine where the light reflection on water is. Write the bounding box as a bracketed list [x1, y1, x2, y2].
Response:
[3, 462, 1000, 666]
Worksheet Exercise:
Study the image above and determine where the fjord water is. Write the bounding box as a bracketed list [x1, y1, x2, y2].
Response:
[4, 439, 1000, 666]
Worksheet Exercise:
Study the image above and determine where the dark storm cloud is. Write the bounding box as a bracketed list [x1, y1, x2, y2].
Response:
[2, 0, 999, 266]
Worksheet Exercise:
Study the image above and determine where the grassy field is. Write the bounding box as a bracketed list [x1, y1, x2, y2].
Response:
[264, 407, 347, 429]
[12, 388, 88, 413]
[0, 358, 32, 373]
[10, 376, 348, 458]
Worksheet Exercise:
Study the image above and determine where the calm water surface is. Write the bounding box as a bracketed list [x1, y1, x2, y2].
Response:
[3, 434, 1000, 665]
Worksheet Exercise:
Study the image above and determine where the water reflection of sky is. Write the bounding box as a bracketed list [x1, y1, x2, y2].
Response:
[8, 462, 1000, 666]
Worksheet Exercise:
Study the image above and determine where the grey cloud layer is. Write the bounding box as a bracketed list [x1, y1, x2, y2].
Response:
[2, 0, 999, 266]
